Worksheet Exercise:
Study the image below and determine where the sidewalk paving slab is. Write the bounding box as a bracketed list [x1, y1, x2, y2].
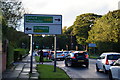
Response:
[2, 54, 39, 80]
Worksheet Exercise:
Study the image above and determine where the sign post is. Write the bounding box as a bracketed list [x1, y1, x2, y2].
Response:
[30, 34, 34, 73]
[24, 14, 62, 73]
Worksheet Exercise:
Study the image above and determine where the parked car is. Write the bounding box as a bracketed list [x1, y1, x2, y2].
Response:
[96, 52, 120, 74]
[109, 58, 120, 80]
[65, 51, 89, 68]
[51, 51, 65, 61]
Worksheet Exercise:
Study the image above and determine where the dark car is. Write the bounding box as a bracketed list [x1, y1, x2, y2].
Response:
[65, 51, 89, 68]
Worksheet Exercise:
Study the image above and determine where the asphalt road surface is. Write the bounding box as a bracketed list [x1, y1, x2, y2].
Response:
[56, 59, 109, 80]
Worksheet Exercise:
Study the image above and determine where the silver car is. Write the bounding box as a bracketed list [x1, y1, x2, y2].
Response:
[109, 58, 120, 80]
[51, 51, 65, 61]
[96, 52, 120, 74]
[62, 51, 71, 57]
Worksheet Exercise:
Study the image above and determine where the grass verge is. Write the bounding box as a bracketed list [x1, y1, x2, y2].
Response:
[36, 64, 70, 79]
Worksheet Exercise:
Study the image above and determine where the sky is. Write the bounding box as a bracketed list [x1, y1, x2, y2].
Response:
[18, 0, 120, 31]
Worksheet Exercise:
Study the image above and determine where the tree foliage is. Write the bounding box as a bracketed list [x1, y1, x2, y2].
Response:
[87, 10, 120, 53]
[72, 13, 102, 45]
[63, 26, 73, 35]
[1, 0, 29, 66]
[1, 0, 25, 29]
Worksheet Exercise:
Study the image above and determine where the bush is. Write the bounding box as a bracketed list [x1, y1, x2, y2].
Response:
[14, 48, 29, 61]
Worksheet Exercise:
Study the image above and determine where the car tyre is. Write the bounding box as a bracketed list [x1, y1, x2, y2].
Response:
[103, 66, 108, 74]
[85, 63, 89, 68]
[96, 64, 100, 72]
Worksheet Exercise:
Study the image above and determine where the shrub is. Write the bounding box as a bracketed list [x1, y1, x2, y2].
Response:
[14, 48, 29, 61]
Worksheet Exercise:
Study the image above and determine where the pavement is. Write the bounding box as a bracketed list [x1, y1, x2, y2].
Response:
[2, 54, 39, 80]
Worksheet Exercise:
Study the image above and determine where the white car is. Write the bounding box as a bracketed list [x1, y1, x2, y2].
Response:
[109, 58, 120, 80]
[96, 52, 120, 74]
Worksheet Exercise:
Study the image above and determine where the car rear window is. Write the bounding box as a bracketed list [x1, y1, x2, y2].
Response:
[56, 52, 63, 55]
[64, 52, 69, 54]
[107, 55, 120, 60]
[74, 53, 85, 59]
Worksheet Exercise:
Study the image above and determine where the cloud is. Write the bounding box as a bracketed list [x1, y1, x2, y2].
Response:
[21, 0, 119, 27]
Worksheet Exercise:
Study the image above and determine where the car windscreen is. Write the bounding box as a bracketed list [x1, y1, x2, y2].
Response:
[107, 55, 120, 60]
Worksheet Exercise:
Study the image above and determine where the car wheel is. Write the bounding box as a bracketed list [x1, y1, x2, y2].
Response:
[109, 70, 113, 80]
[96, 64, 100, 72]
[103, 66, 108, 74]
[85, 63, 89, 68]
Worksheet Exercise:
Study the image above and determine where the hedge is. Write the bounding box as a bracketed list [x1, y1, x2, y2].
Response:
[14, 48, 29, 61]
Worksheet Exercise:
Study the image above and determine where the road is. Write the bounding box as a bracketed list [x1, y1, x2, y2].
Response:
[56, 59, 109, 79]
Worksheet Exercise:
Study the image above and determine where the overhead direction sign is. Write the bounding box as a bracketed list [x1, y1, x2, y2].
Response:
[24, 14, 62, 34]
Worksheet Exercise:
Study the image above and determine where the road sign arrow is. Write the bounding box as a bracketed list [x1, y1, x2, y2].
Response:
[26, 27, 32, 31]
[55, 18, 60, 21]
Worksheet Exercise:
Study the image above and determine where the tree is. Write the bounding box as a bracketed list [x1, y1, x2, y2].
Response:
[87, 10, 120, 53]
[1, 0, 25, 29]
[72, 13, 102, 45]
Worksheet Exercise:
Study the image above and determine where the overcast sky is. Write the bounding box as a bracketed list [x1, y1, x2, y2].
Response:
[19, 0, 120, 31]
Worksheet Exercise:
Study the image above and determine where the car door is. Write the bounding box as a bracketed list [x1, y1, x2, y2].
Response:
[111, 60, 120, 79]
[115, 60, 120, 79]
[111, 66, 119, 79]
[118, 66, 120, 79]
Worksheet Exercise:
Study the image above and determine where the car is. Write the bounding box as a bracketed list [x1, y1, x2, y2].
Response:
[51, 51, 65, 61]
[109, 58, 120, 80]
[62, 51, 71, 57]
[33, 51, 38, 56]
[42, 49, 51, 57]
[64, 51, 89, 68]
[96, 52, 120, 74]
